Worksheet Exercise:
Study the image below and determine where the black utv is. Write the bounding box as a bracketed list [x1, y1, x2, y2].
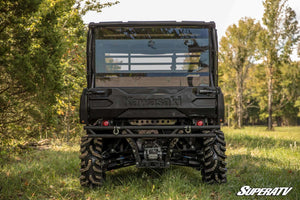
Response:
[79, 21, 227, 187]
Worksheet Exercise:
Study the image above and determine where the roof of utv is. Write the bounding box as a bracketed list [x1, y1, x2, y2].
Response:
[88, 21, 216, 28]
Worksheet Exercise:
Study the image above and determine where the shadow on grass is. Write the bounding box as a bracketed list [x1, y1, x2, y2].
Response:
[105, 165, 201, 186]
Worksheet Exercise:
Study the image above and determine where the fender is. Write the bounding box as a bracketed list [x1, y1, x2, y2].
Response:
[79, 88, 88, 124]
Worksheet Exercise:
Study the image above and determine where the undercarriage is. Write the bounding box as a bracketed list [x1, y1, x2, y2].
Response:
[80, 123, 227, 187]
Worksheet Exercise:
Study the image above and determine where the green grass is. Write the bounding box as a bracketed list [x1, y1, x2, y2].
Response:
[1, 126, 299, 200]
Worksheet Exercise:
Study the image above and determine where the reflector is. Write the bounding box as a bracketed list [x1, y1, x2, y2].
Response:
[102, 120, 109, 126]
[197, 120, 204, 126]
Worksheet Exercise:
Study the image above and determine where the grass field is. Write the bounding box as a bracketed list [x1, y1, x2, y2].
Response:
[1, 126, 299, 200]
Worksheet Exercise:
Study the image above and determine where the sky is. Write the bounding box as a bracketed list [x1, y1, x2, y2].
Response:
[82, 0, 300, 42]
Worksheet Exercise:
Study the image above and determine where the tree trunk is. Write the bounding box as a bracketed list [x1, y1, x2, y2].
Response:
[236, 71, 243, 128]
[227, 104, 230, 127]
[267, 65, 273, 130]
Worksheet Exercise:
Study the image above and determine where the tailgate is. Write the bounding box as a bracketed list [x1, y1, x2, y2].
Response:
[87, 87, 217, 121]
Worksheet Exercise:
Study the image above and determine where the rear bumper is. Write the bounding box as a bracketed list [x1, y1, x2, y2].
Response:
[84, 125, 220, 138]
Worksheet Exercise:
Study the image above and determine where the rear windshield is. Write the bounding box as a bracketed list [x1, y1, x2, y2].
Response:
[94, 26, 210, 87]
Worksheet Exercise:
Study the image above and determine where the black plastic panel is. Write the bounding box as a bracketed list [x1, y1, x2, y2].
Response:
[217, 87, 225, 121]
[87, 87, 217, 121]
[79, 88, 88, 124]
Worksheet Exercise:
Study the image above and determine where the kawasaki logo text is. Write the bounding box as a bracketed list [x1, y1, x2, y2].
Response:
[127, 96, 182, 107]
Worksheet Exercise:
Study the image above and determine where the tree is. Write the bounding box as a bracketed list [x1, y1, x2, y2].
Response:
[0, 0, 119, 141]
[0, 0, 65, 139]
[219, 18, 262, 128]
[54, 0, 119, 140]
[258, 0, 299, 130]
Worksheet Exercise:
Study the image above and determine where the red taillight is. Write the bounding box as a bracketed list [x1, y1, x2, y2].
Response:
[102, 120, 109, 126]
[196, 120, 204, 126]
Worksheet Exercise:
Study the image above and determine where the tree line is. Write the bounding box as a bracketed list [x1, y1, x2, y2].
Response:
[0, 0, 299, 145]
[219, 0, 300, 129]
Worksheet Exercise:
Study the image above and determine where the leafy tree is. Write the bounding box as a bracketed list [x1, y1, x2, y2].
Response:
[219, 18, 262, 128]
[0, 0, 65, 139]
[54, 8, 87, 140]
[54, 0, 119, 140]
[258, 0, 299, 130]
[75, 0, 119, 15]
[0, 0, 119, 142]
